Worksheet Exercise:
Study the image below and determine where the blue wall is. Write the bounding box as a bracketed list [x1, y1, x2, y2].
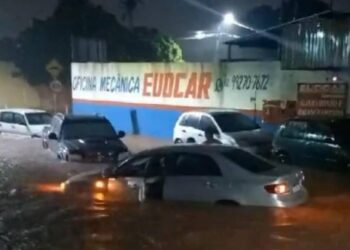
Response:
[73, 101, 280, 139]
[73, 101, 181, 139]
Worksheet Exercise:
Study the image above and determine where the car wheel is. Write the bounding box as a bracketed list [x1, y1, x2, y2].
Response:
[42, 141, 48, 149]
[277, 152, 291, 165]
[174, 139, 183, 144]
[187, 138, 196, 144]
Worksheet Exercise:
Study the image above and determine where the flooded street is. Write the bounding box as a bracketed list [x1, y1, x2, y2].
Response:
[0, 134, 350, 250]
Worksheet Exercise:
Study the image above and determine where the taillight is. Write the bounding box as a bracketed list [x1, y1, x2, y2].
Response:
[265, 183, 290, 195]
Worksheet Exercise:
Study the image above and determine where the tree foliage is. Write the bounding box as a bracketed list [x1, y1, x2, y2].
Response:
[2, 0, 183, 85]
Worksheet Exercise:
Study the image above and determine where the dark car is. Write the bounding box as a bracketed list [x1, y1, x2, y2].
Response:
[42, 113, 128, 162]
[272, 117, 350, 170]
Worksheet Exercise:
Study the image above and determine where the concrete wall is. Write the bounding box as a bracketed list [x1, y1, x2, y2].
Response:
[0, 61, 40, 109]
[71, 62, 350, 139]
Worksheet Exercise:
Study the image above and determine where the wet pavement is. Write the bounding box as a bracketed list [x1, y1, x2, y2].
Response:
[0, 134, 350, 250]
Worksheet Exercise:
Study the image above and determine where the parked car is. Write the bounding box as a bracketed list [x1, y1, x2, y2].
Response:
[173, 110, 272, 156]
[42, 113, 128, 162]
[273, 117, 350, 169]
[61, 145, 307, 207]
[0, 109, 51, 137]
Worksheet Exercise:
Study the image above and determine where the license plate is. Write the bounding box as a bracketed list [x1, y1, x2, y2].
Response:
[292, 184, 301, 193]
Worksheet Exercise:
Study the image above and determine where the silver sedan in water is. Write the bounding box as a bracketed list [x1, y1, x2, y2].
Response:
[62, 145, 308, 207]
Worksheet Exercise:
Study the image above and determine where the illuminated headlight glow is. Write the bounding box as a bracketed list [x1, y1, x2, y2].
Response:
[94, 180, 106, 190]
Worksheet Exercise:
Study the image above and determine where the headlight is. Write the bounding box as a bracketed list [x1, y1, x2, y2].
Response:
[60, 181, 69, 192]
[94, 180, 106, 190]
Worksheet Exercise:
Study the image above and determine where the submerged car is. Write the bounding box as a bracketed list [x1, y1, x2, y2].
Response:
[61, 145, 307, 207]
[0, 109, 51, 137]
[42, 113, 128, 162]
[273, 117, 350, 170]
[173, 110, 272, 157]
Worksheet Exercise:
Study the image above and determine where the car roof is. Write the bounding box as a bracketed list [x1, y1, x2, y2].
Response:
[184, 109, 240, 116]
[135, 144, 237, 156]
[0, 108, 47, 114]
[58, 114, 108, 122]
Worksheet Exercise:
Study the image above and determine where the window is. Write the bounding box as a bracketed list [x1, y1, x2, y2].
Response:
[306, 122, 335, 143]
[14, 114, 26, 125]
[116, 156, 151, 177]
[186, 115, 200, 129]
[61, 120, 116, 139]
[211, 112, 260, 133]
[223, 149, 275, 173]
[167, 153, 222, 176]
[281, 121, 308, 139]
[199, 115, 218, 133]
[0, 112, 14, 123]
[26, 113, 51, 125]
[179, 115, 189, 126]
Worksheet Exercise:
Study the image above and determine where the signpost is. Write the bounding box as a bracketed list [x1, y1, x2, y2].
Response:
[297, 83, 348, 117]
[46, 59, 64, 112]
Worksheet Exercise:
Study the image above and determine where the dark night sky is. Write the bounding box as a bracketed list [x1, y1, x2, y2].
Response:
[0, 0, 349, 61]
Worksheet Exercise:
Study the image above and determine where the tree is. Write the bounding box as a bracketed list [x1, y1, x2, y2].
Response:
[9, 0, 182, 86]
[120, 0, 143, 28]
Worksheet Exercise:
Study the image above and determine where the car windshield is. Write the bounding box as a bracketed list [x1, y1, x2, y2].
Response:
[25, 113, 52, 125]
[212, 113, 260, 133]
[223, 149, 275, 173]
[329, 119, 350, 146]
[62, 120, 116, 139]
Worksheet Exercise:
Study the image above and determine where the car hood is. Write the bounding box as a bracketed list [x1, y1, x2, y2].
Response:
[225, 129, 272, 147]
[63, 138, 128, 153]
[67, 169, 103, 183]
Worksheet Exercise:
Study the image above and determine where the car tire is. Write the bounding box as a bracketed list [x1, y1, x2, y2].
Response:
[277, 152, 291, 165]
[187, 138, 196, 144]
[174, 139, 183, 144]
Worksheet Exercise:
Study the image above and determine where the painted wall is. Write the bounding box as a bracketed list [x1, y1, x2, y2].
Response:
[72, 62, 350, 139]
[0, 61, 40, 109]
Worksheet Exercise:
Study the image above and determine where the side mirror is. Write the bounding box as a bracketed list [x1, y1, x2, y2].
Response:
[118, 131, 126, 138]
[48, 133, 58, 140]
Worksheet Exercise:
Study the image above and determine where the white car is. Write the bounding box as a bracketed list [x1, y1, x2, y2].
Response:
[0, 109, 52, 137]
[173, 110, 273, 156]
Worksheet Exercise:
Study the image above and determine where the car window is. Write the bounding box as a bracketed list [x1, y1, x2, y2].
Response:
[186, 115, 200, 129]
[61, 120, 116, 139]
[25, 113, 52, 125]
[179, 115, 189, 126]
[0, 112, 14, 123]
[14, 113, 26, 125]
[199, 115, 219, 133]
[211, 112, 260, 133]
[167, 153, 222, 176]
[223, 149, 275, 173]
[116, 156, 151, 177]
[281, 121, 308, 139]
[306, 122, 335, 143]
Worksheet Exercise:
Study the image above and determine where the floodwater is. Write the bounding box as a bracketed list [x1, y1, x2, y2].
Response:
[1, 135, 350, 250]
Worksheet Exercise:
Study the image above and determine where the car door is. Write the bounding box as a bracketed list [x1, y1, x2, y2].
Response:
[276, 120, 313, 165]
[0, 112, 15, 134]
[175, 114, 189, 142]
[0, 112, 12, 133]
[198, 115, 221, 144]
[305, 122, 340, 167]
[163, 152, 223, 202]
[186, 114, 201, 143]
[108, 156, 151, 202]
[13, 113, 30, 135]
